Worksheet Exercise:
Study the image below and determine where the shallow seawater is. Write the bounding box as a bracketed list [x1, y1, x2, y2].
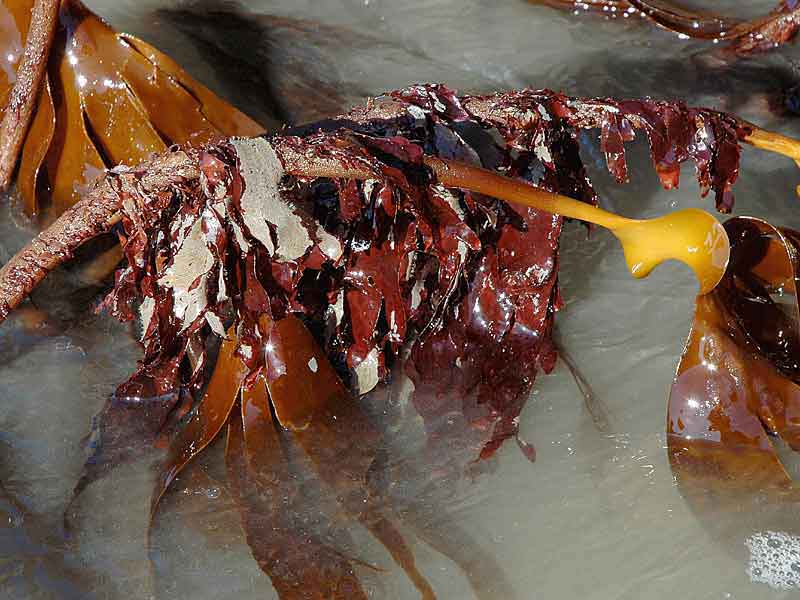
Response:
[2, 0, 800, 598]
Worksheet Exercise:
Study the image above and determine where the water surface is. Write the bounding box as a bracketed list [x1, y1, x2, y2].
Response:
[2, 1, 800, 598]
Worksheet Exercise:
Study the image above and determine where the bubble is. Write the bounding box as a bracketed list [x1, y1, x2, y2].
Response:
[206, 486, 221, 499]
[746, 531, 800, 590]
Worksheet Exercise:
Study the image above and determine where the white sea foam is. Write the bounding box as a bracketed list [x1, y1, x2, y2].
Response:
[745, 531, 800, 590]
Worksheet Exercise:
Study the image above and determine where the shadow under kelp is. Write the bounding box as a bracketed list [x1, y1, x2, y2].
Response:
[155, 0, 488, 126]
[535, 49, 800, 125]
[0, 480, 94, 599]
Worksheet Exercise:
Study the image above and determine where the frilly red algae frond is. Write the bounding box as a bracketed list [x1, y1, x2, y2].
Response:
[112, 84, 750, 471]
[533, 0, 800, 56]
[446, 88, 747, 212]
[0, 0, 263, 217]
[669, 216, 800, 496]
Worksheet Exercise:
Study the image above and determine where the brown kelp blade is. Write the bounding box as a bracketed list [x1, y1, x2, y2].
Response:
[535, 0, 800, 56]
[17, 74, 54, 216]
[232, 381, 369, 599]
[625, 0, 742, 39]
[669, 216, 800, 497]
[0, 1, 36, 108]
[151, 330, 248, 517]
[45, 11, 106, 218]
[4, 0, 263, 216]
[395, 503, 516, 600]
[266, 321, 508, 598]
[265, 315, 367, 431]
[266, 316, 436, 600]
[119, 33, 264, 138]
[60, 2, 168, 164]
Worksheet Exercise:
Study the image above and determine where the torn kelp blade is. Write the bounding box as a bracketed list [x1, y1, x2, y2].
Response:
[266, 316, 436, 600]
[231, 381, 369, 600]
[118, 33, 265, 138]
[267, 318, 514, 598]
[17, 74, 54, 216]
[669, 216, 800, 500]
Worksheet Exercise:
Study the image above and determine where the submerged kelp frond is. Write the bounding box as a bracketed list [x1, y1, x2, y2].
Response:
[533, 0, 800, 56]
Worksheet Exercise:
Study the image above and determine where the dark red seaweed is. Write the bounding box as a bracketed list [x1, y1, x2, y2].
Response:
[0, 83, 771, 598]
[88, 84, 754, 468]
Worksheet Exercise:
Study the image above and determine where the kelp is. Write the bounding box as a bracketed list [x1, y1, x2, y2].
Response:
[0, 0, 58, 192]
[265, 316, 435, 599]
[0, 0, 262, 217]
[227, 385, 370, 600]
[667, 216, 800, 579]
[1, 83, 799, 595]
[533, 0, 800, 56]
[99, 85, 762, 474]
[669, 216, 800, 495]
[94, 87, 787, 595]
[8, 84, 797, 329]
[82, 86, 570, 597]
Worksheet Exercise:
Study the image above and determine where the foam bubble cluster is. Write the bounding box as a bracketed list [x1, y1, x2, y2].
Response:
[745, 530, 800, 590]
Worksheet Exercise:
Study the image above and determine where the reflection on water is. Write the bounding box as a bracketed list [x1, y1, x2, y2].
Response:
[2, 0, 800, 598]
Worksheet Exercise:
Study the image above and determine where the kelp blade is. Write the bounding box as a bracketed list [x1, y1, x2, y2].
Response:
[3, 0, 264, 216]
[266, 316, 436, 600]
[151, 331, 248, 517]
[229, 389, 369, 600]
[669, 216, 800, 497]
